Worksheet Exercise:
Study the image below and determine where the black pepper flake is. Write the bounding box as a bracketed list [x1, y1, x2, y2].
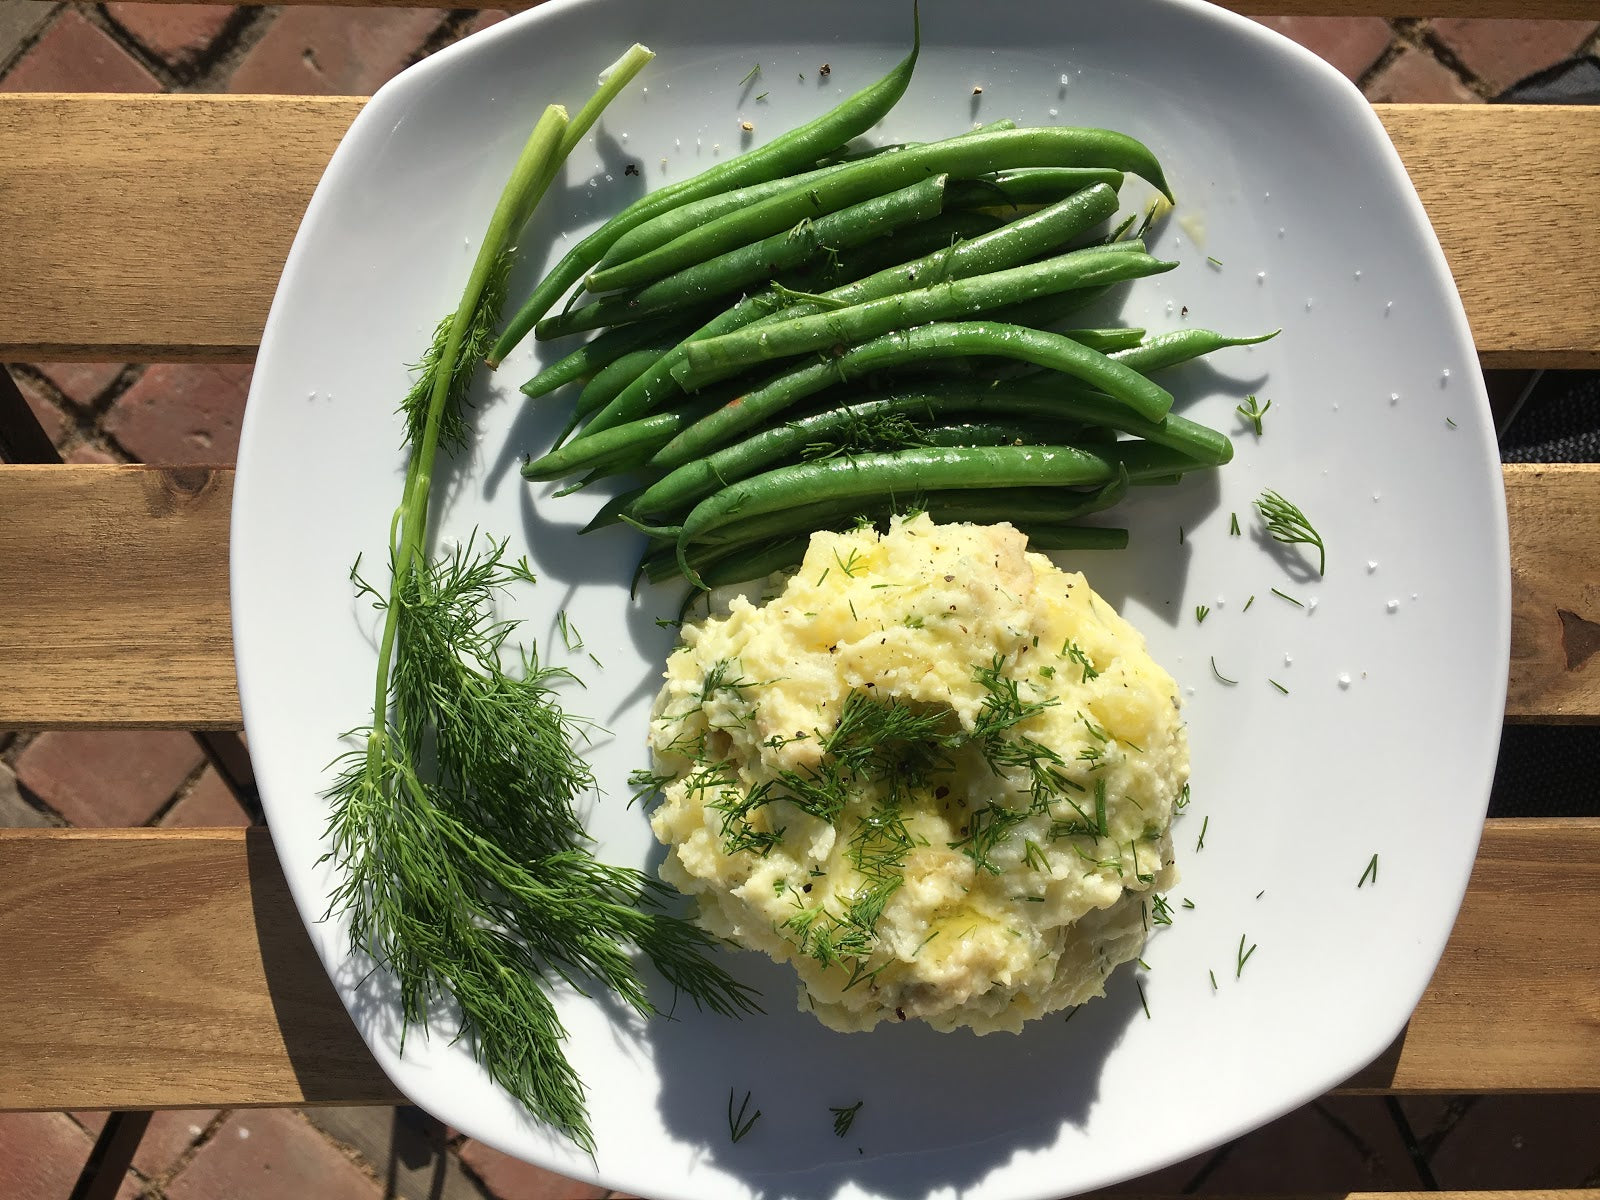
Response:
[935, 786, 949, 799]
[819, 63, 831, 76]
[1181, 305, 1189, 317]
[895, 1007, 906, 1021]
[623, 162, 639, 176]
[944, 574, 954, 582]
[803, 883, 813, 893]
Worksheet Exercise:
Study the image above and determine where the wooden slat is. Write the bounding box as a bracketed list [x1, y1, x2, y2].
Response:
[1506, 465, 1600, 723]
[0, 819, 1594, 1110]
[2, 97, 1597, 365]
[3, 462, 1596, 729]
[0, 465, 240, 730]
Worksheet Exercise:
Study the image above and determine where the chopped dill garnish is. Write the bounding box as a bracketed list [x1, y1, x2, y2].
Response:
[1151, 894, 1173, 925]
[1209, 969, 1218, 991]
[1178, 525, 1185, 545]
[1446, 417, 1458, 429]
[739, 63, 761, 86]
[1229, 512, 1241, 536]
[1174, 783, 1191, 810]
[1210, 657, 1238, 686]
[1195, 814, 1209, 851]
[1207, 255, 1223, 267]
[1243, 595, 1255, 612]
[755, 91, 769, 101]
[1062, 639, 1099, 682]
[1256, 489, 1326, 576]
[1195, 605, 1210, 624]
[1236, 934, 1257, 979]
[1270, 587, 1303, 608]
[654, 617, 680, 631]
[1269, 678, 1289, 694]
[1181, 897, 1195, 909]
[834, 546, 866, 577]
[1359, 852, 1379, 888]
[830, 1100, 864, 1138]
[587, 651, 603, 669]
[728, 1089, 761, 1142]
[1136, 978, 1150, 1019]
[555, 610, 582, 651]
[1236, 394, 1271, 436]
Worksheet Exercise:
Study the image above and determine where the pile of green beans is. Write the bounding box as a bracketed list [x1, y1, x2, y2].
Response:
[506, 19, 1273, 588]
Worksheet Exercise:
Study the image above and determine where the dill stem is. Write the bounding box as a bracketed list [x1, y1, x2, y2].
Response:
[369, 105, 570, 735]
[487, 44, 655, 366]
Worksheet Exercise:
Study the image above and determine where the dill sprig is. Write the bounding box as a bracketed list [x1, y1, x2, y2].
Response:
[728, 1089, 761, 1142]
[831, 1100, 865, 1138]
[1236, 394, 1271, 436]
[325, 56, 758, 1156]
[1256, 489, 1326, 576]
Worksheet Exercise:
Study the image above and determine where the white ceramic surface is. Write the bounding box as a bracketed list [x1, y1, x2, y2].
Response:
[231, 3, 1510, 1197]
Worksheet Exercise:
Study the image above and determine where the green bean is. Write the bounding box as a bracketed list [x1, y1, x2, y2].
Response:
[803, 211, 1000, 287]
[672, 245, 1176, 391]
[581, 486, 647, 534]
[945, 167, 1125, 211]
[574, 187, 1124, 440]
[654, 317, 1176, 469]
[572, 294, 782, 443]
[537, 174, 950, 339]
[670, 445, 1121, 580]
[592, 187, 1124, 436]
[518, 312, 707, 400]
[488, 16, 922, 366]
[814, 119, 1016, 168]
[601, 121, 1019, 272]
[1111, 327, 1280, 372]
[642, 473, 1134, 579]
[594, 160, 860, 270]
[522, 392, 723, 481]
[585, 126, 1169, 295]
[574, 344, 674, 414]
[631, 386, 1095, 520]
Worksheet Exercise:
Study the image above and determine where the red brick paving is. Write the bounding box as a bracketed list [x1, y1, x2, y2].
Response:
[1431, 17, 1600, 93]
[14, 371, 70, 446]
[1365, 43, 1482, 104]
[0, 758, 57, 827]
[64, 441, 122, 464]
[457, 1139, 607, 1200]
[160, 764, 251, 827]
[14, 730, 204, 826]
[74, 1108, 221, 1178]
[0, 9, 161, 93]
[0, 1111, 140, 1199]
[102, 361, 254, 464]
[166, 1109, 385, 1200]
[1253, 16, 1393, 82]
[32, 361, 128, 409]
[106, 1, 237, 69]
[227, 6, 448, 96]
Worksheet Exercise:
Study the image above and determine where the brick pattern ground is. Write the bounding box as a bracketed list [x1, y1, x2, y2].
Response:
[3, 4, 1599, 1197]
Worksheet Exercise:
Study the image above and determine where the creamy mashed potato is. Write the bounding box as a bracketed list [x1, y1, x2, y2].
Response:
[646, 514, 1188, 1034]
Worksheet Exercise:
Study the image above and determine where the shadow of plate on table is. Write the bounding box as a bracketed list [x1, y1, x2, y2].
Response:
[635, 950, 1141, 1200]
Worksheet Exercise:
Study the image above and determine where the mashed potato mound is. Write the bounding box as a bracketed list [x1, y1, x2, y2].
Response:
[646, 514, 1188, 1034]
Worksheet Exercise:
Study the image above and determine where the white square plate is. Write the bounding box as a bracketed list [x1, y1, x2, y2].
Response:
[232, 3, 1510, 1197]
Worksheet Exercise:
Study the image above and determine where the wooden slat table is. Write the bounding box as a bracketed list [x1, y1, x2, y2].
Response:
[2, 2, 1599, 1197]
